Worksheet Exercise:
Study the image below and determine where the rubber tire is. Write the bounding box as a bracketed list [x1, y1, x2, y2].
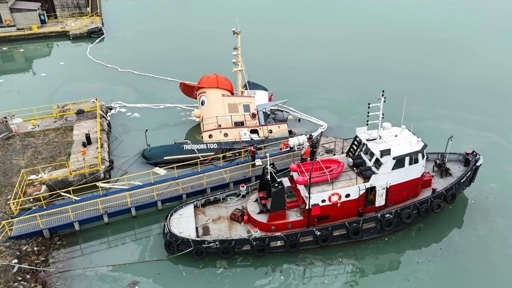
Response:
[348, 224, 363, 240]
[419, 203, 432, 218]
[164, 239, 177, 255]
[445, 191, 457, 205]
[218, 243, 234, 259]
[431, 199, 444, 214]
[285, 237, 300, 252]
[381, 217, 394, 231]
[400, 209, 413, 224]
[317, 230, 332, 246]
[253, 242, 269, 257]
[192, 245, 207, 260]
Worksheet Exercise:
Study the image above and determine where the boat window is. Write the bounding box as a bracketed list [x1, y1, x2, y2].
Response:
[363, 146, 373, 160]
[374, 158, 382, 170]
[368, 150, 375, 161]
[243, 104, 251, 113]
[380, 148, 391, 157]
[392, 157, 406, 170]
[362, 145, 370, 155]
[409, 153, 420, 165]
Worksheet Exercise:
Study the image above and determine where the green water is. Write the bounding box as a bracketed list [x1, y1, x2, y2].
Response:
[1, 0, 510, 287]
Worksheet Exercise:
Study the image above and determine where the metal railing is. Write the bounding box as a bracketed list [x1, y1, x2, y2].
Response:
[0, 151, 300, 240]
[5, 99, 105, 215]
[8, 137, 287, 216]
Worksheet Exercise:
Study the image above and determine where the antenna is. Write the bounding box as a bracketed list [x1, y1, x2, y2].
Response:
[444, 135, 453, 161]
[400, 97, 407, 126]
[366, 90, 386, 129]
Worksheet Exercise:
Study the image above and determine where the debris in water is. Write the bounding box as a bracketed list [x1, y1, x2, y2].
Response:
[126, 280, 139, 288]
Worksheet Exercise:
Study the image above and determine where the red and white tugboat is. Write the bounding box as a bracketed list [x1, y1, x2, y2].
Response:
[163, 90, 483, 259]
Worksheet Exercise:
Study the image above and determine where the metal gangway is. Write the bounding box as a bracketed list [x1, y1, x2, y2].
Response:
[0, 150, 302, 240]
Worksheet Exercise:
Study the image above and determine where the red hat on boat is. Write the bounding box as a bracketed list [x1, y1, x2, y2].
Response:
[179, 73, 234, 100]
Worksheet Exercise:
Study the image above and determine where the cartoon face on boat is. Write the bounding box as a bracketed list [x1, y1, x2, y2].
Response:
[179, 73, 234, 121]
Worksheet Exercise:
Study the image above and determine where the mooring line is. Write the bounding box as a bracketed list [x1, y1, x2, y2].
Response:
[86, 26, 196, 84]
[1, 247, 194, 274]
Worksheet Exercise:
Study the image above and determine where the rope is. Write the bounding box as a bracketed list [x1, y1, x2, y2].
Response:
[86, 26, 195, 85]
[105, 101, 196, 120]
[276, 103, 328, 138]
[1, 246, 194, 275]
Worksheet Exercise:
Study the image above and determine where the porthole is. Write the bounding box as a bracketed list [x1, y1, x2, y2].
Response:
[345, 193, 350, 198]
[268, 129, 273, 134]
[224, 133, 228, 138]
[208, 134, 213, 139]
[321, 199, 326, 203]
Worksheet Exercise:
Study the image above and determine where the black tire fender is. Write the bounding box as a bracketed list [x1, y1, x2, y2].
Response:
[381, 216, 395, 231]
[317, 230, 332, 246]
[348, 224, 363, 240]
[431, 199, 444, 213]
[192, 245, 207, 260]
[400, 209, 413, 224]
[445, 191, 457, 205]
[218, 243, 234, 259]
[285, 236, 300, 252]
[419, 203, 432, 218]
[253, 242, 269, 257]
[164, 239, 177, 255]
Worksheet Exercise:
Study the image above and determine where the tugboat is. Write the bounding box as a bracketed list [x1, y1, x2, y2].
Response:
[162, 90, 483, 259]
[142, 29, 306, 166]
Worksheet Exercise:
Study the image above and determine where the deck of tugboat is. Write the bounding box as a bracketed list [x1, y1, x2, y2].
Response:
[167, 153, 468, 240]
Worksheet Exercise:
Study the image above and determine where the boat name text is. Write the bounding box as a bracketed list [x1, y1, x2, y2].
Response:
[183, 143, 218, 150]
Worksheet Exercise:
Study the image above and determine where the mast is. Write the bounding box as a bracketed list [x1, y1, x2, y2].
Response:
[366, 90, 386, 129]
[231, 28, 244, 95]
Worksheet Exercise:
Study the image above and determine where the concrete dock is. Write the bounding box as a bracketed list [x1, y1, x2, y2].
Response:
[0, 98, 111, 216]
[0, 0, 103, 41]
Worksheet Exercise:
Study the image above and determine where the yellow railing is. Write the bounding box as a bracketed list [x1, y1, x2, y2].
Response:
[0, 152, 300, 240]
[5, 99, 105, 215]
[8, 137, 288, 216]
[0, 98, 99, 122]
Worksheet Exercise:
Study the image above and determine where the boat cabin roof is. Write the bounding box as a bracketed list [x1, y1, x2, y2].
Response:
[356, 123, 426, 159]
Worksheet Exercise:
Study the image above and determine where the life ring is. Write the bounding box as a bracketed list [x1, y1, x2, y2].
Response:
[164, 239, 177, 254]
[444, 191, 457, 204]
[192, 245, 207, 260]
[285, 236, 300, 252]
[419, 203, 432, 218]
[381, 216, 394, 231]
[328, 192, 342, 204]
[253, 242, 269, 257]
[4, 19, 12, 25]
[250, 112, 257, 120]
[400, 209, 413, 224]
[218, 243, 234, 259]
[317, 230, 332, 246]
[431, 199, 444, 213]
[348, 224, 363, 240]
